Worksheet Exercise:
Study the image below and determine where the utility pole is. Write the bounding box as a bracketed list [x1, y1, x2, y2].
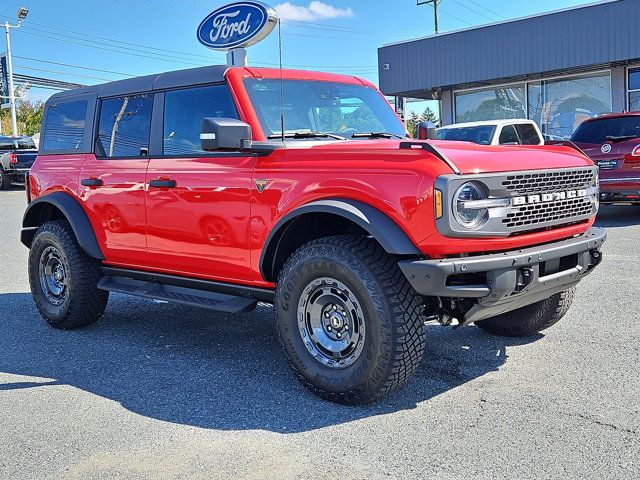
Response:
[3, 7, 29, 137]
[417, 0, 440, 34]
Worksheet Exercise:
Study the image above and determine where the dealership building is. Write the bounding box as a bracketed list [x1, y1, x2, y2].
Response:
[378, 0, 640, 138]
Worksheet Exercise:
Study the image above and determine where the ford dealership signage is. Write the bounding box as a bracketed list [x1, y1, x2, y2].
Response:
[197, 1, 278, 51]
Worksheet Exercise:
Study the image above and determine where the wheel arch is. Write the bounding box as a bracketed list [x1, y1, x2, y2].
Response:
[21, 192, 104, 260]
[259, 198, 420, 282]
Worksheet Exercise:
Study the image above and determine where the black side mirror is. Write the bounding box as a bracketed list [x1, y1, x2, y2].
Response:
[417, 121, 438, 140]
[201, 117, 252, 151]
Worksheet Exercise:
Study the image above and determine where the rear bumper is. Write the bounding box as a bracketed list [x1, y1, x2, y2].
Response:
[399, 227, 606, 324]
[600, 190, 640, 203]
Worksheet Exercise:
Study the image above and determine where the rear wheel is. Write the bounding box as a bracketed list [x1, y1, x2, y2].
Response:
[475, 288, 575, 337]
[28, 220, 109, 329]
[275, 235, 426, 405]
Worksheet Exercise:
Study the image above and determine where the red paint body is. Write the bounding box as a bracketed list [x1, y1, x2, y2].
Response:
[28, 67, 598, 289]
[571, 112, 640, 203]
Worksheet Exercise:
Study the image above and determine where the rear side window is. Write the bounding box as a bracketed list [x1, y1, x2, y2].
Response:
[97, 94, 153, 157]
[163, 84, 238, 155]
[42, 100, 87, 151]
[515, 124, 540, 145]
[499, 125, 519, 144]
[571, 116, 640, 143]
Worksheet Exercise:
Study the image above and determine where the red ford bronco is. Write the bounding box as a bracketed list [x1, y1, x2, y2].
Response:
[22, 65, 606, 404]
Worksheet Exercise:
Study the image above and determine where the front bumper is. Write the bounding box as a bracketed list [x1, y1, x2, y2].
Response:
[399, 227, 606, 324]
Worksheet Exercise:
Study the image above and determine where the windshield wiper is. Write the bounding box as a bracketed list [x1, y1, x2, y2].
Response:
[351, 132, 406, 139]
[605, 135, 640, 142]
[268, 132, 346, 140]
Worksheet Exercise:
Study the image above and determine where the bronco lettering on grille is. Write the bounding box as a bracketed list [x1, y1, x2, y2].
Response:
[512, 189, 587, 206]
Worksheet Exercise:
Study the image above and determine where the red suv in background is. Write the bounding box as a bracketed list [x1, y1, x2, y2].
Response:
[571, 112, 640, 205]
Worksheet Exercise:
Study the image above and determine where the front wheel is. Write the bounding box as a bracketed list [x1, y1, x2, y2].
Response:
[28, 220, 109, 329]
[275, 235, 426, 405]
[475, 288, 575, 337]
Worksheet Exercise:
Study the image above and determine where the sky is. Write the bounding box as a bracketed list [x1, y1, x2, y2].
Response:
[1, 0, 599, 116]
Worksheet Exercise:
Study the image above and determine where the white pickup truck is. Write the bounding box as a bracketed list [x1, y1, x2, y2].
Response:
[436, 119, 544, 146]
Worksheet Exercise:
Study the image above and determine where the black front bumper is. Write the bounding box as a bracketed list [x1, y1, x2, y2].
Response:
[399, 227, 606, 324]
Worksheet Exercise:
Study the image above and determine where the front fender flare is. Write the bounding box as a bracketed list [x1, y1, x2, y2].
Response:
[21, 192, 104, 260]
[260, 198, 420, 281]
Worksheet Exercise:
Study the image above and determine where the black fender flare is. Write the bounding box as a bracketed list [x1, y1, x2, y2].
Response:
[259, 198, 420, 281]
[21, 192, 104, 260]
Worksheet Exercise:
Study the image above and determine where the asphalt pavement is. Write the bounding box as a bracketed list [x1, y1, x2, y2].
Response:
[0, 187, 638, 479]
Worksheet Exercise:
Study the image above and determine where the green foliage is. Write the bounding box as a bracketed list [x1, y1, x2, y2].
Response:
[0, 100, 44, 136]
[406, 107, 439, 137]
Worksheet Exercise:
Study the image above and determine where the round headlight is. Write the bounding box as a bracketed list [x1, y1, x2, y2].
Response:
[453, 181, 489, 229]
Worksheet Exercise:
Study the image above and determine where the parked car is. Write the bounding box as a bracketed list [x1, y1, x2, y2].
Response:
[21, 65, 605, 404]
[436, 119, 544, 146]
[570, 112, 640, 205]
[0, 135, 38, 189]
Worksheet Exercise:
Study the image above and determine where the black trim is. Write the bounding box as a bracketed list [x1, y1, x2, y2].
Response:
[259, 198, 421, 281]
[21, 192, 104, 259]
[399, 141, 460, 174]
[149, 179, 176, 188]
[102, 267, 275, 303]
[81, 178, 103, 187]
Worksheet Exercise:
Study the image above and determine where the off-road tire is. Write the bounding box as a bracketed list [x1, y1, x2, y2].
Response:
[475, 288, 575, 337]
[0, 167, 10, 190]
[28, 220, 109, 329]
[275, 235, 426, 405]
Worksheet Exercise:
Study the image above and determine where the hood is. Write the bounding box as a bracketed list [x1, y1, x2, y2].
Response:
[299, 139, 593, 174]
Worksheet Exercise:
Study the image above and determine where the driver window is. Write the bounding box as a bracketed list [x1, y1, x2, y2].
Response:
[499, 125, 520, 144]
[163, 84, 238, 155]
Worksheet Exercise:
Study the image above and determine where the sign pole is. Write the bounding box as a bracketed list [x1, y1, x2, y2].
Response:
[226, 48, 248, 66]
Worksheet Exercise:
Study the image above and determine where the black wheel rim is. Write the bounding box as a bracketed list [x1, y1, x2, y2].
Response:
[38, 246, 68, 306]
[297, 277, 366, 369]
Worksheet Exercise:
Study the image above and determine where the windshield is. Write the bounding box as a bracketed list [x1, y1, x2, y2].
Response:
[571, 116, 640, 144]
[244, 79, 407, 139]
[0, 136, 36, 150]
[436, 125, 496, 145]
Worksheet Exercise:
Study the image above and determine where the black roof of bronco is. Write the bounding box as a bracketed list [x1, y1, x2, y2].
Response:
[47, 65, 229, 102]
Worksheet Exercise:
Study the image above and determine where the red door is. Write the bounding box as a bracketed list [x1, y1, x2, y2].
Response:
[145, 155, 255, 282]
[78, 155, 149, 266]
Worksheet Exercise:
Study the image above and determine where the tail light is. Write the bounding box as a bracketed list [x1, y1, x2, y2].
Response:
[625, 145, 640, 163]
[8, 153, 17, 165]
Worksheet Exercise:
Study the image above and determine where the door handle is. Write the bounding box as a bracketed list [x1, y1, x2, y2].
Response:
[81, 178, 103, 187]
[149, 179, 177, 189]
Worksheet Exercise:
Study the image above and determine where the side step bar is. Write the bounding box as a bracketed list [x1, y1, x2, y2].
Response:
[97, 269, 272, 314]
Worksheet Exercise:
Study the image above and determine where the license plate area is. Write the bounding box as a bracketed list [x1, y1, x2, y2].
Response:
[596, 159, 620, 170]
[539, 253, 579, 277]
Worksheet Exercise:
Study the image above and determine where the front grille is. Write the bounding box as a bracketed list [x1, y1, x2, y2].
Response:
[503, 196, 593, 229]
[502, 169, 596, 195]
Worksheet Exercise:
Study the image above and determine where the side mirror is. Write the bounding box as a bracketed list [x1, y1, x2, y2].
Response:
[200, 117, 252, 151]
[417, 121, 438, 140]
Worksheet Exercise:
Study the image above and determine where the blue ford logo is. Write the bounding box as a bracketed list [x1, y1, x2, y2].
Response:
[197, 1, 278, 51]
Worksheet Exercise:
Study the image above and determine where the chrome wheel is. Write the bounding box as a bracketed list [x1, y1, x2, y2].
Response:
[38, 246, 68, 306]
[297, 277, 366, 369]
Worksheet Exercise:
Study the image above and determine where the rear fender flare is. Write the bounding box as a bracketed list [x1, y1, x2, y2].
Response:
[21, 191, 104, 260]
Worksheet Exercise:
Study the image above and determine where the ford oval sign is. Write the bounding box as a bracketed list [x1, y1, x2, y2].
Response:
[197, 1, 277, 51]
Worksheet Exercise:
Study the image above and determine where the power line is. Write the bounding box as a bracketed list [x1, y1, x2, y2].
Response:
[451, 0, 502, 22]
[13, 64, 114, 82]
[13, 55, 135, 77]
[464, 0, 506, 19]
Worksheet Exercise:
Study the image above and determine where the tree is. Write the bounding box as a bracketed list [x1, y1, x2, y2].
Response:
[406, 110, 420, 137]
[419, 106, 439, 126]
[0, 100, 44, 136]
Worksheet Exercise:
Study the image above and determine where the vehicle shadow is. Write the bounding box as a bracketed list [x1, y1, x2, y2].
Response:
[596, 205, 640, 228]
[0, 292, 539, 433]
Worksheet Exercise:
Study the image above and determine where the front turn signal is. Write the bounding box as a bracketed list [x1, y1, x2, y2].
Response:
[434, 189, 443, 219]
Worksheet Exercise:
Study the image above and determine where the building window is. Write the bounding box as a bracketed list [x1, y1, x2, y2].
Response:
[454, 85, 525, 123]
[528, 72, 611, 139]
[629, 67, 640, 112]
